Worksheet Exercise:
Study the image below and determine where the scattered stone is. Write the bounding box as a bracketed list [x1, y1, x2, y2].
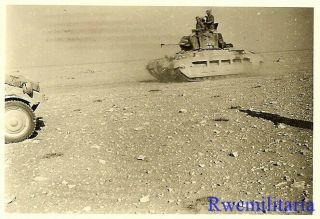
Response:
[68, 184, 76, 189]
[139, 195, 150, 203]
[43, 152, 64, 159]
[134, 126, 144, 131]
[62, 180, 68, 185]
[291, 181, 305, 189]
[277, 123, 286, 129]
[274, 161, 282, 166]
[230, 105, 241, 109]
[179, 109, 187, 113]
[34, 176, 48, 182]
[167, 188, 173, 192]
[82, 206, 91, 212]
[5, 195, 16, 204]
[99, 159, 106, 165]
[137, 155, 146, 160]
[198, 164, 205, 168]
[299, 150, 308, 156]
[214, 117, 229, 122]
[91, 145, 101, 150]
[213, 130, 221, 134]
[275, 182, 287, 188]
[198, 152, 204, 156]
[229, 151, 238, 157]
[168, 199, 174, 203]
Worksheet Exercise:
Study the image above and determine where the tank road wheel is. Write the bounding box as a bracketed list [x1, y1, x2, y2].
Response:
[5, 101, 36, 143]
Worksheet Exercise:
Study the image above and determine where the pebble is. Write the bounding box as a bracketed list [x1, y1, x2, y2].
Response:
[82, 206, 91, 212]
[137, 155, 146, 160]
[291, 181, 305, 189]
[34, 176, 48, 182]
[198, 164, 205, 168]
[139, 195, 150, 203]
[213, 130, 221, 134]
[5, 195, 16, 204]
[275, 182, 287, 188]
[277, 123, 286, 129]
[179, 109, 187, 113]
[134, 126, 144, 131]
[99, 159, 106, 165]
[229, 151, 238, 157]
[91, 145, 100, 150]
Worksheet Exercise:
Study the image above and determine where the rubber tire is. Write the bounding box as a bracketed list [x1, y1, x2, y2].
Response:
[5, 101, 36, 143]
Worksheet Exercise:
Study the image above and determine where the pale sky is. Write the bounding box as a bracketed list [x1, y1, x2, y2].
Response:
[6, 6, 313, 68]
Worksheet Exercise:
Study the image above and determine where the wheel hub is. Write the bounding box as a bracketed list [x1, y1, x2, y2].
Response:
[5, 108, 29, 134]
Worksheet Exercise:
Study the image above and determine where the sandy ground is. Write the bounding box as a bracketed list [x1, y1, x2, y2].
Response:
[5, 51, 313, 214]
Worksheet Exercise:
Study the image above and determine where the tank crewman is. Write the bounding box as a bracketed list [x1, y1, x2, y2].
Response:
[195, 16, 205, 31]
[204, 9, 215, 31]
[190, 16, 206, 50]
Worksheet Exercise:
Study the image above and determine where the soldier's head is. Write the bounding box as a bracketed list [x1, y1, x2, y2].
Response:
[206, 9, 212, 15]
[196, 16, 201, 21]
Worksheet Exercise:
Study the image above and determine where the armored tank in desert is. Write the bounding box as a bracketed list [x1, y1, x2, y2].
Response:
[5, 75, 44, 143]
[146, 22, 263, 82]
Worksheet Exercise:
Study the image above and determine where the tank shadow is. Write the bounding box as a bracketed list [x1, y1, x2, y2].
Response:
[239, 109, 313, 130]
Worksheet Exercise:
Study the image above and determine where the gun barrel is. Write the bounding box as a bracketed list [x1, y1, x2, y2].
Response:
[160, 43, 181, 48]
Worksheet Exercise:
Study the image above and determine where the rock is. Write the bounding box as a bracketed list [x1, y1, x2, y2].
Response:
[68, 184, 76, 189]
[198, 152, 204, 156]
[168, 199, 174, 203]
[229, 151, 238, 157]
[137, 155, 146, 160]
[34, 176, 48, 182]
[299, 150, 308, 155]
[291, 181, 305, 189]
[134, 126, 144, 131]
[179, 109, 187, 113]
[91, 145, 100, 150]
[275, 182, 287, 188]
[277, 123, 286, 129]
[5, 195, 16, 204]
[82, 206, 91, 212]
[62, 180, 68, 185]
[167, 188, 173, 192]
[198, 164, 205, 168]
[139, 195, 150, 203]
[274, 161, 282, 166]
[99, 159, 106, 165]
[213, 130, 221, 134]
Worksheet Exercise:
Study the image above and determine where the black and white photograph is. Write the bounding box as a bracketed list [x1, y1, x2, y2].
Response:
[2, 0, 319, 216]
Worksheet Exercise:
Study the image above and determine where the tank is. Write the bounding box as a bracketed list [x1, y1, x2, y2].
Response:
[5, 75, 44, 143]
[146, 23, 263, 82]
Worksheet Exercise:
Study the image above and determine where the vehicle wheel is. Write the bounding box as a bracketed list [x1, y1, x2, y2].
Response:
[5, 101, 36, 143]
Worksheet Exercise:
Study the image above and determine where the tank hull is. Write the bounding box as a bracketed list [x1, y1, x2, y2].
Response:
[146, 49, 263, 82]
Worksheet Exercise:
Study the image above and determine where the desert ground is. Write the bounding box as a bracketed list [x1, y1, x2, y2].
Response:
[4, 50, 313, 214]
